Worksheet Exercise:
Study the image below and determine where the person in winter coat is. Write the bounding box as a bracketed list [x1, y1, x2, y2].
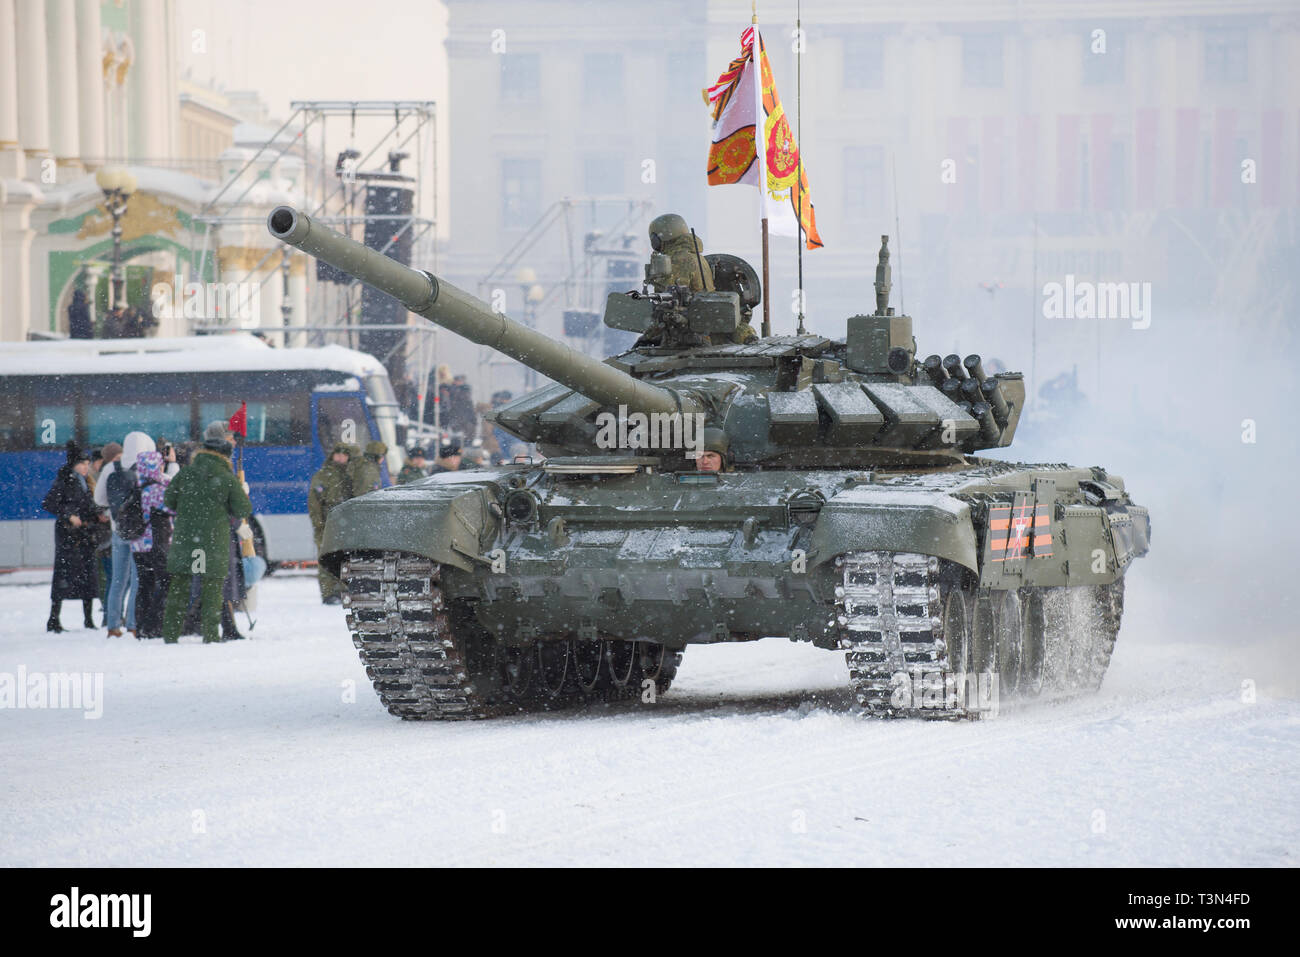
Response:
[160, 422, 252, 643]
[42, 442, 105, 632]
[129, 450, 173, 639]
[68, 288, 93, 339]
[307, 443, 353, 603]
[396, 447, 428, 484]
[98, 431, 154, 636]
[348, 440, 388, 496]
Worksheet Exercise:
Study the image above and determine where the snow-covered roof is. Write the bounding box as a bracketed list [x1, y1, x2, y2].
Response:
[0, 335, 387, 378]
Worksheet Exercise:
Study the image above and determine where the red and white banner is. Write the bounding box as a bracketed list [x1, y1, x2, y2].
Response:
[704, 27, 823, 249]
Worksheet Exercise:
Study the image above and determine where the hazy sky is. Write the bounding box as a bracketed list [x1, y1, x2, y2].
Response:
[176, 0, 450, 232]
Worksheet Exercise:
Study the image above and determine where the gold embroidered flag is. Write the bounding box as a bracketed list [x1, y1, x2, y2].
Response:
[704, 27, 823, 249]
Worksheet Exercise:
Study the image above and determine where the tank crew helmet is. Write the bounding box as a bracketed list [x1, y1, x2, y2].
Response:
[649, 213, 690, 252]
[365, 440, 388, 459]
[701, 427, 729, 458]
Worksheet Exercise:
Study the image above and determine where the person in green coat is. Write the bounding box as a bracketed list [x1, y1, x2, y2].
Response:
[308, 443, 354, 603]
[161, 422, 253, 643]
[348, 439, 388, 497]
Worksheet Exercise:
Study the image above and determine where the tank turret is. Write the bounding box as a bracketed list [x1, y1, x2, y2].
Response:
[269, 207, 1023, 465]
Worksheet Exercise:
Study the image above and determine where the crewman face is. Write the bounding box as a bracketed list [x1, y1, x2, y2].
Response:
[697, 451, 723, 473]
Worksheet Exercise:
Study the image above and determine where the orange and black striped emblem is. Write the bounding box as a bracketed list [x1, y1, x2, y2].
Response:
[989, 503, 1053, 561]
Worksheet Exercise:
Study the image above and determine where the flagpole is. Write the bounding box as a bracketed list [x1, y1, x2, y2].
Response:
[795, 0, 805, 335]
[754, 4, 771, 338]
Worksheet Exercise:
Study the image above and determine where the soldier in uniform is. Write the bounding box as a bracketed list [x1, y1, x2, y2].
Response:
[397, 447, 428, 484]
[647, 214, 758, 345]
[693, 428, 730, 473]
[349, 440, 388, 496]
[308, 443, 353, 604]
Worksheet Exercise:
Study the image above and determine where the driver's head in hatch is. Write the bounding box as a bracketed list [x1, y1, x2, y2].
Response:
[694, 428, 729, 473]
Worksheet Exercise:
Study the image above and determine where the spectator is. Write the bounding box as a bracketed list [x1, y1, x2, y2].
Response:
[41, 441, 104, 632]
[100, 431, 154, 637]
[430, 441, 462, 474]
[161, 422, 252, 643]
[129, 450, 173, 639]
[68, 288, 93, 339]
[156, 437, 181, 478]
[397, 447, 428, 484]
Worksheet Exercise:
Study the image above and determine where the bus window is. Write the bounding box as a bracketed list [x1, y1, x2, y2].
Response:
[83, 375, 191, 446]
[314, 394, 371, 451]
[199, 400, 297, 445]
[0, 378, 29, 451]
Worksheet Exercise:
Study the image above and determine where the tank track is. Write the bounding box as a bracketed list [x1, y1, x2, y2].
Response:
[836, 551, 963, 719]
[835, 551, 1125, 719]
[340, 551, 682, 720]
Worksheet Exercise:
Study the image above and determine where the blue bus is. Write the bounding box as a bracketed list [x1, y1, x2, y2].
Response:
[0, 335, 403, 568]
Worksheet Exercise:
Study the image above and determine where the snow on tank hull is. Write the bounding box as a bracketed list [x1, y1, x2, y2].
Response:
[322, 459, 1148, 719]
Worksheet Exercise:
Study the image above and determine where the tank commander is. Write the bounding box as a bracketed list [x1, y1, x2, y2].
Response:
[647, 214, 757, 345]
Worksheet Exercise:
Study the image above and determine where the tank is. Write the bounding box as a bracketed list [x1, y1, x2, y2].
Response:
[268, 206, 1150, 720]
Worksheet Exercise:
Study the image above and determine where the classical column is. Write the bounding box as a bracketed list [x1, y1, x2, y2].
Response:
[15, 0, 51, 181]
[47, 0, 81, 173]
[75, 0, 104, 167]
[0, 0, 24, 178]
[0, 182, 40, 340]
[127, 0, 166, 159]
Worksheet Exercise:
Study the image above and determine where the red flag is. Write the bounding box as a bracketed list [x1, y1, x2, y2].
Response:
[228, 401, 247, 437]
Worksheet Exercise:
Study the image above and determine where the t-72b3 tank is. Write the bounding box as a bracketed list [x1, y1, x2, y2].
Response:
[268, 206, 1150, 720]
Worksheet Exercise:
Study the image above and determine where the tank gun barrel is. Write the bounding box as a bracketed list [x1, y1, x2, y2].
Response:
[268, 206, 689, 417]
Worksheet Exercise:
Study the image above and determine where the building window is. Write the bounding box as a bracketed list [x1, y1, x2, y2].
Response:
[502, 158, 541, 229]
[583, 52, 623, 105]
[583, 154, 625, 230]
[1082, 31, 1125, 85]
[843, 33, 884, 89]
[843, 145, 885, 219]
[500, 53, 540, 102]
[962, 35, 1003, 88]
[1204, 29, 1247, 84]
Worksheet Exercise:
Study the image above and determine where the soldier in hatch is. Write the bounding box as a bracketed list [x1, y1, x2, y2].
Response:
[692, 428, 730, 473]
[646, 214, 758, 345]
[308, 443, 354, 604]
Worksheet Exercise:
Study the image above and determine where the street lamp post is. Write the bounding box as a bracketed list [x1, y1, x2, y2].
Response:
[95, 166, 137, 310]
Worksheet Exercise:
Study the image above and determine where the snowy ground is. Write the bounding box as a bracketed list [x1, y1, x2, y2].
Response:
[0, 569, 1295, 867]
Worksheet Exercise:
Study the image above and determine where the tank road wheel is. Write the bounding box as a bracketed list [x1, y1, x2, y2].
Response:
[535, 639, 573, 705]
[495, 641, 535, 705]
[572, 638, 605, 695]
[969, 592, 998, 685]
[604, 640, 639, 693]
[637, 641, 684, 698]
[941, 587, 971, 679]
[1019, 589, 1047, 698]
[994, 589, 1026, 697]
